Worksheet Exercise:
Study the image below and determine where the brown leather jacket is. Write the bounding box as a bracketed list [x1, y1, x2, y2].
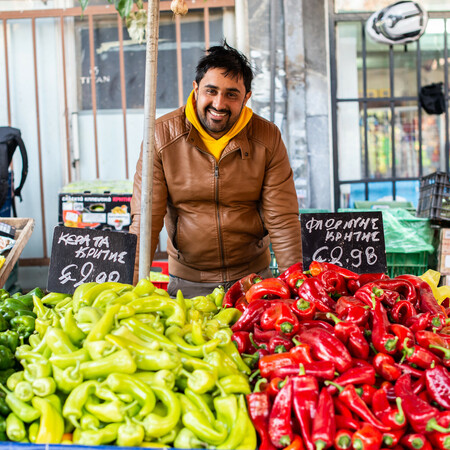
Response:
[130, 106, 302, 283]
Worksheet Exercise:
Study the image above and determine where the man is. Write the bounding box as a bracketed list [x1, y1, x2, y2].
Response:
[131, 42, 302, 297]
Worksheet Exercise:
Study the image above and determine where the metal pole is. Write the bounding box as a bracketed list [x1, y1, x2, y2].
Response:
[139, 0, 160, 280]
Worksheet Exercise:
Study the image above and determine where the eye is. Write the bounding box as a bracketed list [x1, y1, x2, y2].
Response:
[206, 88, 216, 95]
[228, 92, 238, 98]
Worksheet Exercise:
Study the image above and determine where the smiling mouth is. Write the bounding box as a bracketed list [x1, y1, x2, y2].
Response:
[207, 108, 229, 120]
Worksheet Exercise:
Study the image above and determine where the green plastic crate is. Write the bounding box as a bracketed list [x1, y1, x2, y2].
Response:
[386, 251, 429, 278]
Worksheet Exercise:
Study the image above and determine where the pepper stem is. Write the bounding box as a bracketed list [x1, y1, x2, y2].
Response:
[253, 377, 267, 393]
[279, 435, 291, 447]
[385, 336, 399, 352]
[324, 380, 344, 393]
[410, 437, 425, 449]
[298, 363, 305, 376]
[426, 417, 450, 433]
[314, 439, 327, 450]
[249, 369, 261, 382]
[325, 312, 341, 324]
[394, 397, 405, 425]
[429, 344, 450, 359]
[279, 322, 293, 334]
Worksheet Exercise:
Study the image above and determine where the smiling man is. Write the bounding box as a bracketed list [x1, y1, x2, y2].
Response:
[131, 41, 302, 297]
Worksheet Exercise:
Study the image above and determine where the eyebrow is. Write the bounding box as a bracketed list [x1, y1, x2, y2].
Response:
[203, 84, 242, 94]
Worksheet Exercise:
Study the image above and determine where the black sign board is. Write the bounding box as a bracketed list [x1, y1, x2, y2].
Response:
[47, 226, 137, 294]
[300, 211, 387, 274]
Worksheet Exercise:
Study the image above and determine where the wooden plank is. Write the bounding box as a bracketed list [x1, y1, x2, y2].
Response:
[0, 218, 35, 288]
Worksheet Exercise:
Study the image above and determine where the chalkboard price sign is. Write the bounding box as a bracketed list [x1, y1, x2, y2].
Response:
[300, 211, 387, 274]
[47, 226, 137, 294]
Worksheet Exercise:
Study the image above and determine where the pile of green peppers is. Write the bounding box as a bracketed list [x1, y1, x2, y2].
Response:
[0, 279, 256, 448]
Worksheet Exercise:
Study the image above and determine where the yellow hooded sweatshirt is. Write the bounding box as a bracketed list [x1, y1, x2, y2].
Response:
[185, 90, 253, 161]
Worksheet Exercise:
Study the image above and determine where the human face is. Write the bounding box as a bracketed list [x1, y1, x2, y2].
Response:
[193, 68, 252, 139]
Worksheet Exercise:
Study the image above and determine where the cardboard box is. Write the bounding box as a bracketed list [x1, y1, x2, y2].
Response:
[58, 180, 132, 232]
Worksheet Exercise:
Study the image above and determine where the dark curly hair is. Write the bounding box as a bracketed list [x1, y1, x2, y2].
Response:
[195, 40, 254, 93]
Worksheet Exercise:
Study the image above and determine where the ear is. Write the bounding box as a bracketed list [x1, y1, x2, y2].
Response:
[193, 81, 199, 100]
[243, 91, 252, 106]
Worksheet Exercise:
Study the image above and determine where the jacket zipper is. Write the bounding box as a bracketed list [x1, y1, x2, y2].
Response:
[214, 163, 226, 272]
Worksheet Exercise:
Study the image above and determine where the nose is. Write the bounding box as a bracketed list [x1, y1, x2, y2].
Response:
[212, 93, 226, 111]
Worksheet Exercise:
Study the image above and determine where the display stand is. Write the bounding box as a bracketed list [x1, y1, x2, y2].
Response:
[0, 218, 34, 288]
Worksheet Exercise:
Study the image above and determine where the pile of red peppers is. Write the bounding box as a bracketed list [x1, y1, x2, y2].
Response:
[224, 261, 450, 450]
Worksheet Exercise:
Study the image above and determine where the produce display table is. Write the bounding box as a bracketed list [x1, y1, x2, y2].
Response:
[0, 218, 34, 288]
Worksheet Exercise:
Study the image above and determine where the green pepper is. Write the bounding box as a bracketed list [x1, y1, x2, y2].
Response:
[15, 347, 48, 364]
[105, 334, 180, 372]
[10, 316, 35, 339]
[181, 368, 217, 394]
[133, 278, 156, 298]
[216, 373, 251, 395]
[184, 388, 215, 424]
[0, 367, 15, 385]
[0, 384, 41, 423]
[142, 385, 181, 438]
[104, 372, 156, 418]
[111, 325, 161, 351]
[214, 394, 238, 432]
[0, 306, 16, 322]
[0, 330, 19, 353]
[32, 294, 49, 318]
[131, 313, 165, 333]
[23, 361, 52, 382]
[75, 306, 103, 331]
[90, 289, 120, 310]
[0, 344, 14, 370]
[14, 309, 37, 318]
[127, 296, 186, 327]
[45, 326, 78, 355]
[32, 376, 56, 397]
[32, 396, 65, 444]
[120, 317, 176, 350]
[177, 393, 198, 415]
[0, 290, 9, 300]
[190, 295, 219, 313]
[84, 303, 121, 343]
[80, 348, 137, 379]
[208, 285, 226, 308]
[235, 413, 257, 450]
[51, 364, 82, 394]
[84, 340, 116, 360]
[203, 348, 240, 377]
[174, 427, 208, 449]
[84, 396, 130, 423]
[3, 297, 32, 312]
[6, 371, 24, 391]
[215, 328, 251, 374]
[79, 412, 100, 430]
[62, 380, 98, 427]
[190, 319, 207, 345]
[77, 282, 129, 311]
[49, 347, 90, 369]
[182, 409, 227, 446]
[117, 417, 145, 447]
[41, 292, 68, 306]
[5, 412, 26, 441]
[165, 325, 221, 357]
[15, 294, 35, 310]
[216, 394, 251, 449]
[27, 287, 45, 300]
[0, 316, 8, 333]
[72, 282, 98, 312]
[0, 392, 10, 416]
[179, 353, 215, 372]
[134, 369, 176, 391]
[63, 308, 86, 345]
[73, 422, 120, 446]
[13, 381, 34, 402]
[214, 307, 242, 327]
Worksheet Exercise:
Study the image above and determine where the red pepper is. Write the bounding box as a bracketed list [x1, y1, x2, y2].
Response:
[334, 429, 353, 450]
[296, 327, 353, 373]
[253, 324, 277, 342]
[259, 352, 308, 379]
[282, 435, 305, 450]
[326, 313, 370, 359]
[376, 278, 418, 306]
[360, 384, 377, 405]
[246, 380, 277, 450]
[268, 333, 294, 354]
[355, 283, 385, 307]
[297, 319, 335, 334]
[223, 273, 261, 307]
[326, 382, 391, 432]
[372, 388, 406, 430]
[297, 277, 336, 312]
[373, 353, 401, 382]
[260, 302, 300, 336]
[277, 262, 304, 283]
[388, 323, 414, 351]
[246, 278, 291, 302]
[412, 373, 426, 394]
[347, 273, 388, 294]
[402, 338, 442, 369]
[308, 261, 359, 280]
[265, 377, 286, 399]
[266, 361, 336, 381]
[290, 339, 314, 364]
[335, 296, 370, 326]
[291, 298, 316, 320]
[370, 300, 399, 355]
[231, 299, 271, 332]
[268, 377, 294, 448]
[326, 366, 376, 396]
[317, 269, 349, 297]
[415, 330, 450, 354]
[426, 412, 450, 450]
[235, 295, 249, 312]
[390, 300, 417, 325]
[311, 387, 335, 450]
[285, 270, 309, 296]
[405, 312, 431, 333]
[424, 364, 450, 409]
[380, 289, 401, 308]
[428, 344, 450, 367]
[231, 331, 254, 354]
[292, 368, 319, 450]
[335, 415, 361, 430]
[352, 424, 383, 450]
[381, 428, 406, 448]
[399, 433, 433, 450]
[394, 373, 450, 434]
[393, 362, 424, 379]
